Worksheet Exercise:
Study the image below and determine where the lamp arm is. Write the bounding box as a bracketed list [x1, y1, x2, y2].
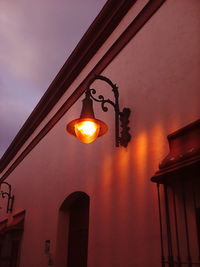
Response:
[88, 74, 119, 96]
[88, 88, 116, 112]
[1, 191, 9, 198]
[0, 182, 11, 195]
[87, 74, 131, 147]
[0, 181, 14, 213]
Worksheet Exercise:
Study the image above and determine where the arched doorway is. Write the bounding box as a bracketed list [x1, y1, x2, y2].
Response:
[56, 192, 90, 267]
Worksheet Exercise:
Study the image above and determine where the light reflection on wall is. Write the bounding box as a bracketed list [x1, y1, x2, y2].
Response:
[150, 123, 167, 169]
[101, 154, 113, 190]
[134, 131, 148, 188]
[115, 148, 130, 199]
[87, 116, 194, 266]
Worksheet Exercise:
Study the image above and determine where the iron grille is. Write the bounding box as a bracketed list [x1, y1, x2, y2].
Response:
[157, 177, 200, 267]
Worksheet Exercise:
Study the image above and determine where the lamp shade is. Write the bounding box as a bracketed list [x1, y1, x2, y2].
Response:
[66, 91, 108, 144]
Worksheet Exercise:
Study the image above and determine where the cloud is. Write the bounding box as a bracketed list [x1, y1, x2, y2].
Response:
[0, 0, 107, 89]
[0, 0, 106, 158]
[0, 78, 41, 155]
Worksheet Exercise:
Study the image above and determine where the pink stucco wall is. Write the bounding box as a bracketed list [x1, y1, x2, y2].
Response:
[0, 0, 200, 266]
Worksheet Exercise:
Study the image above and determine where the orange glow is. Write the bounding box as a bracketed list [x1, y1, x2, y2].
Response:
[67, 117, 108, 144]
[74, 119, 100, 144]
[150, 123, 166, 168]
[134, 131, 148, 184]
[116, 148, 130, 201]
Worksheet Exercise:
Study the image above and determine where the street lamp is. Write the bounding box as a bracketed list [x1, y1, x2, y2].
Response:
[67, 75, 131, 147]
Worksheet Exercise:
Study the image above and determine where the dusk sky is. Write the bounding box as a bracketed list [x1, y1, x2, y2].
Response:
[0, 0, 107, 158]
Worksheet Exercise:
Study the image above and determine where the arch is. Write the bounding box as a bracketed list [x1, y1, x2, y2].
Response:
[55, 192, 90, 267]
[60, 191, 89, 211]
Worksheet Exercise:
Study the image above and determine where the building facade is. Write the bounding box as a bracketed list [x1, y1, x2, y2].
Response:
[0, 0, 200, 266]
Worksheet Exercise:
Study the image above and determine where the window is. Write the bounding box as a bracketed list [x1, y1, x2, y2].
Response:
[196, 208, 200, 254]
[0, 231, 22, 267]
[0, 211, 25, 267]
[151, 119, 200, 266]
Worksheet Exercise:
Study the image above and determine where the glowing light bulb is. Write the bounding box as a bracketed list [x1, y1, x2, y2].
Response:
[74, 119, 100, 144]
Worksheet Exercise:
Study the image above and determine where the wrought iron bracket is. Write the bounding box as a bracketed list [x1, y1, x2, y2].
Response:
[0, 182, 14, 213]
[87, 74, 131, 147]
